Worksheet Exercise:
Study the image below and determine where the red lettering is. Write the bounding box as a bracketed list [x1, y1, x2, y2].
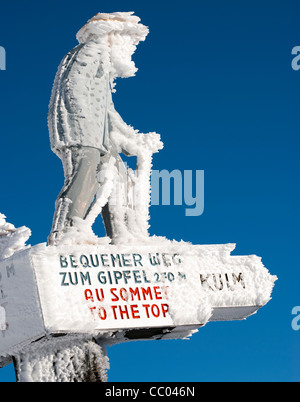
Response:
[110, 288, 119, 302]
[143, 304, 150, 318]
[142, 303, 169, 319]
[129, 287, 141, 301]
[85, 289, 94, 302]
[151, 304, 160, 317]
[162, 285, 169, 299]
[89, 306, 96, 316]
[111, 304, 141, 320]
[161, 303, 169, 317]
[141, 287, 153, 300]
[119, 305, 129, 319]
[131, 304, 140, 319]
[98, 307, 107, 320]
[153, 286, 162, 300]
[111, 305, 118, 319]
[95, 288, 104, 302]
[120, 288, 129, 301]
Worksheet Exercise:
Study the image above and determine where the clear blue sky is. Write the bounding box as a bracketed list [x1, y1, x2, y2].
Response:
[0, 0, 299, 382]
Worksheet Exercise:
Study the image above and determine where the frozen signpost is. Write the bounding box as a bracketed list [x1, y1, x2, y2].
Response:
[0, 12, 277, 382]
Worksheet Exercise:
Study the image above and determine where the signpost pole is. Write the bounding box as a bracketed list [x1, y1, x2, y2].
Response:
[13, 337, 109, 383]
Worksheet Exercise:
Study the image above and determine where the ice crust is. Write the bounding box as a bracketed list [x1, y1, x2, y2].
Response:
[0, 214, 31, 259]
[0, 222, 277, 362]
[15, 336, 109, 382]
[48, 11, 162, 242]
[0, 13, 277, 379]
[0, 240, 274, 345]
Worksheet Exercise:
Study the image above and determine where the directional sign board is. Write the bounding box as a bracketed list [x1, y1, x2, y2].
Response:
[0, 250, 44, 361]
[0, 241, 276, 365]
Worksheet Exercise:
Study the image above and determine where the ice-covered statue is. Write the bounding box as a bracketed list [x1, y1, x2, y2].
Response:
[48, 12, 163, 245]
[0, 12, 277, 383]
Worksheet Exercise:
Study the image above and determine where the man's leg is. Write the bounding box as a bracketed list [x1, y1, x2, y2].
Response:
[48, 147, 101, 244]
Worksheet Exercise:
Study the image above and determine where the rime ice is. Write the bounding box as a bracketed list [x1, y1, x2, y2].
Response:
[0, 12, 277, 382]
[48, 12, 162, 245]
[0, 214, 31, 259]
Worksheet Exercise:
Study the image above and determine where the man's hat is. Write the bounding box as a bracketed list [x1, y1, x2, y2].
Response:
[76, 12, 149, 44]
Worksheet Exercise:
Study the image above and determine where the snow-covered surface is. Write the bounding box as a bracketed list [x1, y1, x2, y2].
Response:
[48, 11, 162, 242]
[49, 12, 150, 153]
[0, 247, 45, 359]
[36, 241, 275, 331]
[76, 12, 149, 46]
[0, 235, 277, 362]
[0, 214, 31, 259]
[0, 12, 277, 371]
[0, 236, 276, 362]
[15, 336, 109, 382]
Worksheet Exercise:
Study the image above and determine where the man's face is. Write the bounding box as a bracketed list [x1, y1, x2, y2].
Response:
[108, 32, 138, 77]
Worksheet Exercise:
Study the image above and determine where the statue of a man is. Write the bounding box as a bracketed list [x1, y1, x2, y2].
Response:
[47, 12, 162, 245]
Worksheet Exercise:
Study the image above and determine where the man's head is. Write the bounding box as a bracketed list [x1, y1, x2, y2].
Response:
[76, 12, 149, 78]
[108, 31, 138, 77]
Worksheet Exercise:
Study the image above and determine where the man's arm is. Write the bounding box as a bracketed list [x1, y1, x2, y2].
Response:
[108, 107, 163, 156]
